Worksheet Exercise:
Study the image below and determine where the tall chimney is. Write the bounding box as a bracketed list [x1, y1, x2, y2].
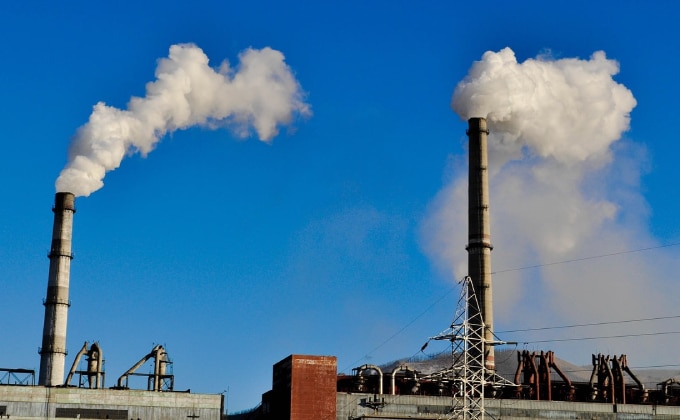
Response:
[39, 192, 76, 386]
[466, 117, 495, 371]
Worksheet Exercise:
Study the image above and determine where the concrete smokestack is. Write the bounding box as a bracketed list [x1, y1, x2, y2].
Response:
[466, 117, 495, 371]
[39, 192, 76, 386]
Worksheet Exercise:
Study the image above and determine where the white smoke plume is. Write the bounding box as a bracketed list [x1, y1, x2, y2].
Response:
[56, 44, 311, 197]
[452, 48, 636, 165]
[422, 47, 680, 365]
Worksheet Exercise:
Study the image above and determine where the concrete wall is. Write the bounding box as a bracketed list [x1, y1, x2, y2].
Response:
[0, 385, 222, 419]
[337, 393, 680, 420]
[485, 399, 679, 420]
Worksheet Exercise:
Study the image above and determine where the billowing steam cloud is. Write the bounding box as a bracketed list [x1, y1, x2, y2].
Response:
[452, 48, 636, 165]
[422, 47, 680, 365]
[56, 44, 310, 197]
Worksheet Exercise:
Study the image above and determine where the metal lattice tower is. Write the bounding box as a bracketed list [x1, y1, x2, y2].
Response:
[431, 276, 486, 420]
[426, 276, 516, 420]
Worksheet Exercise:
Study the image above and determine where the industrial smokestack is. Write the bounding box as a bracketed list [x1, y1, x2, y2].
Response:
[39, 192, 76, 386]
[466, 117, 495, 371]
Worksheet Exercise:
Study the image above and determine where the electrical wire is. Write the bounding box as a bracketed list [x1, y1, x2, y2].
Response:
[498, 315, 680, 334]
[521, 330, 680, 344]
[492, 241, 680, 275]
[339, 286, 456, 373]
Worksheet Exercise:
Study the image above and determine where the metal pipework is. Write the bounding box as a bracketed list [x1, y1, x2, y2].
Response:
[64, 341, 104, 389]
[466, 117, 495, 371]
[86, 342, 104, 389]
[117, 345, 172, 391]
[357, 364, 383, 395]
[39, 192, 76, 386]
[391, 365, 417, 396]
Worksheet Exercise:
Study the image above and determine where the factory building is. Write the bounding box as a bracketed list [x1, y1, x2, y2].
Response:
[224, 349, 680, 420]
[1, 192, 224, 419]
[229, 119, 680, 419]
[4, 119, 680, 419]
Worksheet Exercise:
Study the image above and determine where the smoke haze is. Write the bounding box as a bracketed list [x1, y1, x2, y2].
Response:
[56, 44, 310, 197]
[422, 47, 680, 364]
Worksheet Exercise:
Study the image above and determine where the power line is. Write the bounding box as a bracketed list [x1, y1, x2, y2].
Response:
[499, 315, 680, 334]
[522, 330, 680, 345]
[492, 241, 680, 275]
[339, 286, 456, 373]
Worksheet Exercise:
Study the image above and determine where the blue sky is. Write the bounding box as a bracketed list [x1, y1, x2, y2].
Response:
[2, 0, 680, 412]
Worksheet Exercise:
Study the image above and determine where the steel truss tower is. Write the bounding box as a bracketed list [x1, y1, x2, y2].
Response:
[431, 276, 485, 420]
[427, 277, 514, 420]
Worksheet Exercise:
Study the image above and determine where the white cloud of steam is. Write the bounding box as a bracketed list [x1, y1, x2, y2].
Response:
[422, 48, 680, 365]
[452, 48, 636, 165]
[56, 44, 311, 197]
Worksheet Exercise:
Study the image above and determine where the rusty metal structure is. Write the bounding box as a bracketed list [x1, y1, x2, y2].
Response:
[514, 350, 574, 401]
[507, 351, 652, 406]
[589, 353, 648, 404]
[38, 192, 76, 386]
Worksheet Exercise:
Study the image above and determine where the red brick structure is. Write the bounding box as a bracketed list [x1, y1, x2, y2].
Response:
[262, 355, 337, 420]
